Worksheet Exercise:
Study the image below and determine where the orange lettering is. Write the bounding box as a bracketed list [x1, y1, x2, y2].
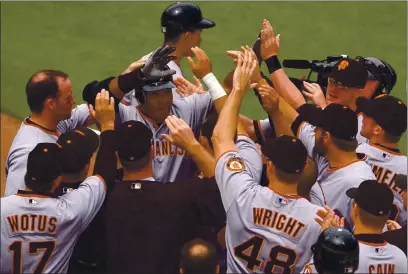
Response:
[7, 216, 19, 232]
[276, 214, 287, 231]
[253, 208, 264, 225]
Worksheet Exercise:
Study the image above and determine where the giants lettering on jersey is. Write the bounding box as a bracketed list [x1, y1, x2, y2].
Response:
[369, 264, 395, 274]
[154, 139, 186, 157]
[371, 164, 404, 195]
[253, 208, 306, 239]
[7, 214, 57, 234]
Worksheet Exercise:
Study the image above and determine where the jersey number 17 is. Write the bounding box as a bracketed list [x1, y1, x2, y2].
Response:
[8, 240, 56, 274]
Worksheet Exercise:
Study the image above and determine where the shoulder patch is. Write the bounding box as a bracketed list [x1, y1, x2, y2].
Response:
[226, 157, 246, 172]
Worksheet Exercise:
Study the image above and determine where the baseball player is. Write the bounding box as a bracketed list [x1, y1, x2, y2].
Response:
[5, 70, 91, 196]
[84, 46, 229, 183]
[256, 20, 375, 146]
[104, 120, 225, 274]
[292, 103, 376, 230]
[302, 227, 359, 274]
[122, 2, 215, 105]
[1, 90, 117, 274]
[347, 180, 407, 273]
[212, 53, 323, 273]
[383, 174, 407, 255]
[356, 95, 407, 226]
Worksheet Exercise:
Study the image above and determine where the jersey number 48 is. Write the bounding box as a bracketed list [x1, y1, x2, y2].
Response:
[8, 240, 56, 274]
[234, 235, 297, 273]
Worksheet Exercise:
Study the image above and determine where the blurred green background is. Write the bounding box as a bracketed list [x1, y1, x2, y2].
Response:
[1, 1, 407, 151]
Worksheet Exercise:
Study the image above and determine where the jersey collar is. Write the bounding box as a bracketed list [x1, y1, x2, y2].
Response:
[355, 233, 386, 244]
[371, 143, 401, 153]
[16, 189, 56, 198]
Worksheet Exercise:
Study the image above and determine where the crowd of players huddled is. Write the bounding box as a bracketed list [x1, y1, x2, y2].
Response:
[1, 2, 407, 274]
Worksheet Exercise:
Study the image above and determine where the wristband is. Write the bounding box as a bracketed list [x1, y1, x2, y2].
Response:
[202, 73, 227, 100]
[265, 55, 282, 74]
[117, 70, 143, 94]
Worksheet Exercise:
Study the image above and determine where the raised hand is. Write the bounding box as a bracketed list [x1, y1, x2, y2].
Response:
[187, 47, 213, 79]
[257, 84, 280, 114]
[302, 82, 328, 108]
[314, 205, 345, 231]
[89, 89, 115, 131]
[226, 45, 261, 83]
[141, 45, 177, 79]
[174, 76, 205, 97]
[232, 49, 257, 93]
[260, 19, 280, 60]
[161, 115, 199, 152]
[121, 59, 146, 75]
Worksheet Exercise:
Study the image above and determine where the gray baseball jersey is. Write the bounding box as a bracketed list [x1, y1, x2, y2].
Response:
[357, 143, 407, 226]
[215, 148, 322, 273]
[118, 93, 213, 183]
[297, 122, 376, 230]
[122, 52, 184, 106]
[301, 258, 318, 274]
[0, 175, 106, 273]
[355, 237, 407, 273]
[5, 105, 90, 196]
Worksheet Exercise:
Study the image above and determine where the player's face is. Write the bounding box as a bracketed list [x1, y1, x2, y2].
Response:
[326, 81, 359, 108]
[314, 127, 328, 156]
[55, 78, 76, 120]
[361, 79, 380, 99]
[360, 114, 378, 139]
[184, 29, 202, 56]
[143, 89, 173, 123]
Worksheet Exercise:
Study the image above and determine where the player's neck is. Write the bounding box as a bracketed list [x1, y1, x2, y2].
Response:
[163, 41, 183, 66]
[370, 136, 399, 149]
[29, 112, 58, 131]
[326, 149, 358, 169]
[353, 220, 383, 235]
[267, 174, 298, 196]
[123, 164, 153, 181]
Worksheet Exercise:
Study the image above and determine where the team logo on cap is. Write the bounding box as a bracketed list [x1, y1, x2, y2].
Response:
[226, 157, 246, 172]
[338, 60, 349, 70]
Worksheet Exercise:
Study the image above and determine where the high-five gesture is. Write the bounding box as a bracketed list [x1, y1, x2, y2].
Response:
[257, 84, 280, 114]
[232, 49, 257, 93]
[89, 89, 115, 131]
[226, 45, 262, 83]
[260, 19, 280, 60]
[187, 47, 213, 79]
[141, 45, 177, 79]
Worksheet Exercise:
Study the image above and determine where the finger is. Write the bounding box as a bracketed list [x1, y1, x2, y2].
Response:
[158, 69, 176, 78]
[226, 50, 240, 58]
[302, 90, 314, 99]
[276, 34, 281, 45]
[340, 217, 345, 227]
[88, 104, 96, 118]
[161, 134, 174, 144]
[187, 57, 196, 69]
[160, 45, 176, 57]
[109, 96, 115, 108]
[165, 117, 177, 133]
[314, 217, 323, 226]
[175, 88, 185, 97]
[237, 52, 243, 67]
[193, 76, 201, 87]
[165, 55, 177, 63]
[324, 205, 333, 213]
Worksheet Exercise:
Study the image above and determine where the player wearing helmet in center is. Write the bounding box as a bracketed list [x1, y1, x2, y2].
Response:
[301, 227, 360, 274]
[122, 2, 215, 105]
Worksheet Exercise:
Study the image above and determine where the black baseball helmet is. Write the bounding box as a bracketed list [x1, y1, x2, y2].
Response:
[355, 56, 397, 98]
[161, 2, 215, 34]
[312, 227, 359, 274]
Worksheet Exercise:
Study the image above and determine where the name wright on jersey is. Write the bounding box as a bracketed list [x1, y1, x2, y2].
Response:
[253, 207, 306, 239]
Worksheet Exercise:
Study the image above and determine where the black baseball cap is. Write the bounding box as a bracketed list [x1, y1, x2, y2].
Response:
[346, 180, 394, 216]
[25, 143, 62, 185]
[356, 95, 407, 136]
[261, 135, 308, 174]
[57, 127, 100, 174]
[395, 174, 407, 191]
[328, 58, 368, 89]
[300, 103, 358, 141]
[117, 121, 153, 161]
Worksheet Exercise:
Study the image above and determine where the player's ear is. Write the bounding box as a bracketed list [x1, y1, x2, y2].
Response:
[45, 97, 57, 111]
[374, 124, 383, 137]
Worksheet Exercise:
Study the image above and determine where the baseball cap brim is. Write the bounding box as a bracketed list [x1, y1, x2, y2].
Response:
[192, 18, 215, 29]
[142, 81, 175, 92]
[346, 187, 359, 199]
[356, 97, 376, 118]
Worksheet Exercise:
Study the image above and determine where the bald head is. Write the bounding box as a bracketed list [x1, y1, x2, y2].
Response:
[180, 239, 218, 274]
